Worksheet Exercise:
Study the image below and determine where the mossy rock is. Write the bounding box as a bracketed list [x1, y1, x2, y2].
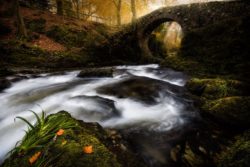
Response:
[77, 67, 113, 78]
[186, 78, 250, 99]
[217, 130, 250, 167]
[0, 78, 11, 91]
[2, 111, 146, 167]
[202, 96, 250, 128]
[97, 76, 183, 105]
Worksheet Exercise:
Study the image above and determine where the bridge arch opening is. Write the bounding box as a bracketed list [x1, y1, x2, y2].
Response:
[148, 21, 183, 58]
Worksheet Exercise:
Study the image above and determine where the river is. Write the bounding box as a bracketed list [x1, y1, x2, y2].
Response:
[0, 64, 198, 165]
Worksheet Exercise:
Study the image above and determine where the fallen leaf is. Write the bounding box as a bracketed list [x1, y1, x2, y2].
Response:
[29, 151, 41, 164]
[56, 129, 64, 136]
[83, 145, 93, 154]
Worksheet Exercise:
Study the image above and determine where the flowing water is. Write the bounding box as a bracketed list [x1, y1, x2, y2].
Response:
[0, 64, 198, 165]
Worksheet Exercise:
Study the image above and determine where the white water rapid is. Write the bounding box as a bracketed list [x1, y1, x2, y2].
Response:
[0, 64, 193, 163]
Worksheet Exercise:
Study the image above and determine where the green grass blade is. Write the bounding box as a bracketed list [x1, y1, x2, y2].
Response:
[28, 110, 41, 127]
[15, 116, 35, 129]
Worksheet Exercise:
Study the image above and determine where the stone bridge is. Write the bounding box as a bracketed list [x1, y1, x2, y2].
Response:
[100, 0, 248, 62]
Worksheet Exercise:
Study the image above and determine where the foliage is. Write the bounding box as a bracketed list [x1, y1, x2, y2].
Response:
[10, 110, 78, 155]
[2, 111, 145, 167]
[202, 96, 250, 128]
[3, 111, 79, 166]
[217, 130, 250, 167]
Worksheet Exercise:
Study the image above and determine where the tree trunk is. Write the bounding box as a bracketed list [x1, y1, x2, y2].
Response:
[15, 0, 27, 38]
[76, 0, 80, 19]
[56, 0, 63, 15]
[131, 0, 136, 23]
[117, 0, 122, 26]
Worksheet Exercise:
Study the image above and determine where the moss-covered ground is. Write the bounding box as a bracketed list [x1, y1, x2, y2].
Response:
[155, 9, 250, 167]
[2, 111, 146, 167]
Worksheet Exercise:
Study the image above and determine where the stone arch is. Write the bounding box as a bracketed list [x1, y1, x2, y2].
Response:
[107, 1, 247, 61]
[137, 17, 183, 59]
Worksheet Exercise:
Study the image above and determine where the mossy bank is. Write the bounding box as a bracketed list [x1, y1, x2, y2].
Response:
[2, 111, 146, 167]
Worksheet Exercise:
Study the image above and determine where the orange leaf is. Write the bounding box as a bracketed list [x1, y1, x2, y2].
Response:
[56, 129, 64, 136]
[29, 151, 41, 164]
[83, 145, 93, 154]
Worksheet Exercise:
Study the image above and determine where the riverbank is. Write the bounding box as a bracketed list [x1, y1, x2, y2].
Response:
[2, 111, 146, 167]
[0, 4, 124, 74]
[159, 9, 250, 167]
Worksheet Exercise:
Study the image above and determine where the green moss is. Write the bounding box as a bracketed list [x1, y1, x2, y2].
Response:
[0, 40, 89, 68]
[3, 111, 145, 167]
[45, 129, 121, 167]
[46, 25, 107, 49]
[217, 130, 250, 167]
[186, 78, 249, 99]
[202, 96, 250, 127]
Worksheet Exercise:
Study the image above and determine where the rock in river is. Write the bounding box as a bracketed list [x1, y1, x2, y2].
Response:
[97, 76, 185, 105]
[69, 95, 120, 120]
[0, 78, 11, 91]
[77, 67, 113, 78]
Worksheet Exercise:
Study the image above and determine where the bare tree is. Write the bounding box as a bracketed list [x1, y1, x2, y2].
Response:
[72, 0, 80, 18]
[4, 0, 28, 38]
[56, 0, 63, 15]
[131, 0, 136, 23]
[112, 0, 122, 26]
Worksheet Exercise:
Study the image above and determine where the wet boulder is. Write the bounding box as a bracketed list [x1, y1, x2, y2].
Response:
[77, 67, 113, 78]
[97, 76, 185, 105]
[69, 95, 120, 120]
[9, 75, 29, 82]
[202, 96, 250, 128]
[0, 78, 11, 91]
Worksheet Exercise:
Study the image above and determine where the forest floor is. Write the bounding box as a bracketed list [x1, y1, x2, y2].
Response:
[0, 5, 115, 75]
